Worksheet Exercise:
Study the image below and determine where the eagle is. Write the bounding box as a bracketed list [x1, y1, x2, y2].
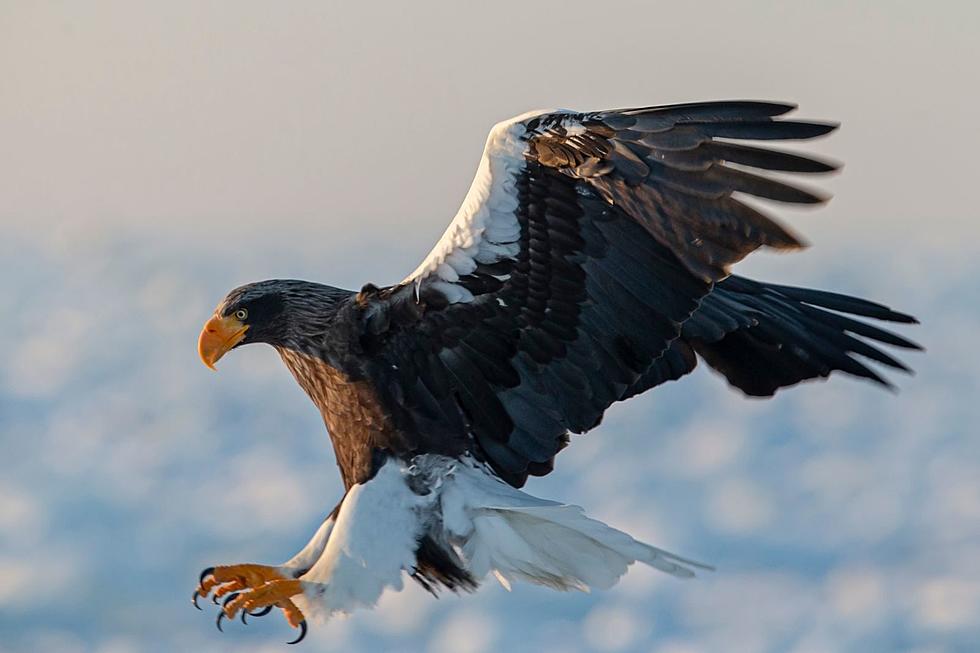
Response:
[193, 101, 919, 643]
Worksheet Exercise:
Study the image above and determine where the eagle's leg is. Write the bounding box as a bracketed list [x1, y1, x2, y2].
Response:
[193, 511, 337, 640]
[195, 512, 336, 606]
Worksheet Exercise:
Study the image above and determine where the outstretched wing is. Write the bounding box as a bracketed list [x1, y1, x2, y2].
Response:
[358, 101, 915, 487]
[677, 276, 919, 397]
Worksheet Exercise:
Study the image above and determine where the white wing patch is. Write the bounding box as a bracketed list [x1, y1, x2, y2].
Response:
[404, 110, 563, 302]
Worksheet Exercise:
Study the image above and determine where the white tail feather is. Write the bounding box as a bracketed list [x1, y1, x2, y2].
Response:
[282, 455, 711, 621]
[442, 458, 712, 592]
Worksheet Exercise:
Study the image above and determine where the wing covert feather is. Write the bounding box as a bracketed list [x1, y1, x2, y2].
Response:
[354, 101, 913, 486]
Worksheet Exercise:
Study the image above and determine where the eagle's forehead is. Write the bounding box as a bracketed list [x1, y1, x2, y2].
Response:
[216, 279, 350, 316]
[218, 280, 285, 312]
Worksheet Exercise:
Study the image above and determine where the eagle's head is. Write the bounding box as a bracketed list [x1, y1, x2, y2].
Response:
[197, 279, 350, 369]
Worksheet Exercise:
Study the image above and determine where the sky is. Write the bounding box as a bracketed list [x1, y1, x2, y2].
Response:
[1, 2, 979, 652]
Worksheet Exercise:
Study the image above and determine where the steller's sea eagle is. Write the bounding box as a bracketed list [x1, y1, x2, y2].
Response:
[193, 101, 919, 643]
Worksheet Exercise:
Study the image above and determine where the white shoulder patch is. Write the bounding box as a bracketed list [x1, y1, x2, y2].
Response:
[402, 110, 559, 301]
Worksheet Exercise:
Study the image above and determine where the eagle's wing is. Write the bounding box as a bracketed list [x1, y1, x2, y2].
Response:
[360, 101, 917, 487]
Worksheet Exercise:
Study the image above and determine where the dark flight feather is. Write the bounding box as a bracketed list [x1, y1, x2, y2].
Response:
[215, 102, 919, 598]
[274, 101, 918, 492]
[353, 102, 917, 486]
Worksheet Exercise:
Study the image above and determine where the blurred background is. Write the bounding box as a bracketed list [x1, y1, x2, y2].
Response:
[1, 2, 978, 652]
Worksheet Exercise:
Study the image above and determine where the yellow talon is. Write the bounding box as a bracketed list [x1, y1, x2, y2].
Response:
[222, 579, 305, 622]
[195, 564, 306, 641]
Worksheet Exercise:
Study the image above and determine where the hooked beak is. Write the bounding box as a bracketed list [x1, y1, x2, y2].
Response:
[198, 314, 249, 370]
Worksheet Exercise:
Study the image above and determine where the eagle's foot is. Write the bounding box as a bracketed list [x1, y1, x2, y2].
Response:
[193, 563, 287, 607]
[221, 579, 307, 644]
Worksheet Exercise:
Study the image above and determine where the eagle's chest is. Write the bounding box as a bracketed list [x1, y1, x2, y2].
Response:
[277, 348, 406, 486]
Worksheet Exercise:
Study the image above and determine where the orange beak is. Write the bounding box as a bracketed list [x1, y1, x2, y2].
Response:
[198, 313, 249, 370]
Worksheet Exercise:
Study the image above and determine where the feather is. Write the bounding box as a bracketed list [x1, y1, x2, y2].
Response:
[683, 275, 920, 396]
[442, 458, 710, 591]
[370, 101, 915, 486]
[298, 460, 434, 619]
[596, 100, 797, 130]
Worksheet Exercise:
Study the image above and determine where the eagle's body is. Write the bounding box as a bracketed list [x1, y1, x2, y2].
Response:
[194, 101, 919, 641]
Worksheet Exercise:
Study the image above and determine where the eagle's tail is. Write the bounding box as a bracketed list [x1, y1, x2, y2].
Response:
[284, 455, 708, 623]
[440, 459, 711, 592]
[462, 504, 711, 591]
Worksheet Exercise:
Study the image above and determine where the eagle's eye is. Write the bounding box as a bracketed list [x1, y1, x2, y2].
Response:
[235, 309, 248, 321]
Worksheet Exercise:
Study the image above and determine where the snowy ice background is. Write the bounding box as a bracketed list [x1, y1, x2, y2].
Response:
[1, 3, 978, 652]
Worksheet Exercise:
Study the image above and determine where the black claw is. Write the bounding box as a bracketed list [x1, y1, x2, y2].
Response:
[211, 593, 221, 606]
[197, 566, 216, 609]
[215, 593, 239, 633]
[286, 620, 308, 645]
[240, 603, 273, 624]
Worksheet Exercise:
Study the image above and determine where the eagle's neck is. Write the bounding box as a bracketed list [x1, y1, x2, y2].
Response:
[276, 347, 406, 488]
